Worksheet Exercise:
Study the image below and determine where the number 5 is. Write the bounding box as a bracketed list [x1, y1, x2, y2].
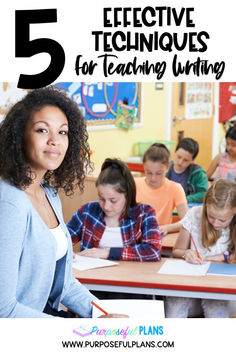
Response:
[15, 9, 65, 89]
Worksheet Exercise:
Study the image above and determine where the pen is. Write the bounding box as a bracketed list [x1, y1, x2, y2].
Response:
[91, 301, 109, 315]
[190, 235, 201, 259]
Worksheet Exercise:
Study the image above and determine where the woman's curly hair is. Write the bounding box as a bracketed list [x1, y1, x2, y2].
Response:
[0, 86, 92, 195]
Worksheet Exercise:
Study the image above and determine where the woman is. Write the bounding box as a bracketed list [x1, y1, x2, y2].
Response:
[0, 86, 126, 318]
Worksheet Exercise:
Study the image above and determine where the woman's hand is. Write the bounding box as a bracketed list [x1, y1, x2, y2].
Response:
[79, 248, 110, 259]
[99, 313, 129, 318]
[184, 249, 204, 264]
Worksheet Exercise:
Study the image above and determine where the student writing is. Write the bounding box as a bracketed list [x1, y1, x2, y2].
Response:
[166, 137, 208, 203]
[165, 179, 236, 318]
[135, 143, 188, 236]
[67, 158, 162, 262]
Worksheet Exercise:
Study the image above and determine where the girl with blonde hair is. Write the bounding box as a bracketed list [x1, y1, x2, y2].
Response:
[165, 179, 236, 318]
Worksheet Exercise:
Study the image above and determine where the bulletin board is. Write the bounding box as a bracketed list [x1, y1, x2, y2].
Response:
[0, 82, 28, 121]
[219, 82, 236, 123]
[185, 82, 212, 119]
[55, 82, 141, 128]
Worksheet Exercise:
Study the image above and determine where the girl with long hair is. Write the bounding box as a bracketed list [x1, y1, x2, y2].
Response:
[165, 179, 236, 317]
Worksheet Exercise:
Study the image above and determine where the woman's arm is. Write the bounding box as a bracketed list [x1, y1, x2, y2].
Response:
[67, 205, 85, 245]
[206, 154, 220, 179]
[0, 201, 52, 318]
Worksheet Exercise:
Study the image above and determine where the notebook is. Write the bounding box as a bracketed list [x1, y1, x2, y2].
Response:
[73, 254, 118, 271]
[158, 259, 211, 276]
[207, 262, 236, 276]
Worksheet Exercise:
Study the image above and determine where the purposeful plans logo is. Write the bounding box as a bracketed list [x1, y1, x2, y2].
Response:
[73, 325, 164, 340]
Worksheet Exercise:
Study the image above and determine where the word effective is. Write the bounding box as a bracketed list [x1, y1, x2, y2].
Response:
[103, 7, 195, 27]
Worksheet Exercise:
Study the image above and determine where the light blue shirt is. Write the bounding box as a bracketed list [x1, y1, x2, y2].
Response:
[0, 179, 96, 318]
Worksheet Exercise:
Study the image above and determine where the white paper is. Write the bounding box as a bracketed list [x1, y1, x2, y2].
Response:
[72, 254, 118, 271]
[92, 299, 165, 318]
[158, 259, 211, 276]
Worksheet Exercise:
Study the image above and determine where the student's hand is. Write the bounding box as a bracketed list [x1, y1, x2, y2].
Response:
[159, 225, 169, 236]
[79, 248, 110, 259]
[99, 313, 129, 318]
[184, 249, 204, 264]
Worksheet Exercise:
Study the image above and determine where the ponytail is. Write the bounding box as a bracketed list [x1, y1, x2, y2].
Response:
[96, 158, 137, 217]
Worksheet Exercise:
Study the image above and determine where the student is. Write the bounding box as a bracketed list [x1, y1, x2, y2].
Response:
[166, 137, 208, 203]
[165, 179, 236, 318]
[135, 143, 188, 236]
[67, 158, 162, 262]
[207, 126, 236, 180]
[0, 87, 127, 318]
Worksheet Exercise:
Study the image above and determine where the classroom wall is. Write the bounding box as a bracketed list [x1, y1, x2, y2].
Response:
[0, 83, 224, 168]
[88, 83, 168, 168]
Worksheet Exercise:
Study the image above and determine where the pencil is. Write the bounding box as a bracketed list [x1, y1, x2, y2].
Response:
[91, 301, 108, 315]
[190, 235, 200, 258]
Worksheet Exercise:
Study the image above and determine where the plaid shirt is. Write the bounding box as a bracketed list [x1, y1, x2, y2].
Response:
[67, 201, 162, 261]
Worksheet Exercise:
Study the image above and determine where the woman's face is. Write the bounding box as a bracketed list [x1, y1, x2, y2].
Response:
[207, 205, 235, 230]
[97, 184, 126, 219]
[143, 160, 168, 189]
[24, 105, 69, 175]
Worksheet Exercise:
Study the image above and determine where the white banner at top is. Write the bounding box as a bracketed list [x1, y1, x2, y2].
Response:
[0, 0, 235, 87]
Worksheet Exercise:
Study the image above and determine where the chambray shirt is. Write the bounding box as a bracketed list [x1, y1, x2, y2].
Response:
[67, 202, 162, 261]
[0, 179, 96, 318]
